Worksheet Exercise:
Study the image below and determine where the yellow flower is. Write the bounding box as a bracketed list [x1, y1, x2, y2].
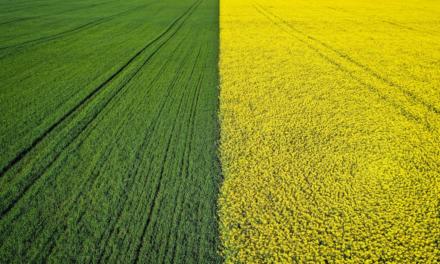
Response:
[219, 0, 440, 262]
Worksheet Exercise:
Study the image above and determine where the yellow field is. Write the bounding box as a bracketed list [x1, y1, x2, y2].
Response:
[218, 0, 440, 262]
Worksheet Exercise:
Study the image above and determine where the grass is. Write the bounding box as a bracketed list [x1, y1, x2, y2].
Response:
[0, 0, 221, 262]
[219, 0, 440, 262]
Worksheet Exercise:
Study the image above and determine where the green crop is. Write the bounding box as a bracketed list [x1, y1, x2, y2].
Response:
[0, 0, 221, 262]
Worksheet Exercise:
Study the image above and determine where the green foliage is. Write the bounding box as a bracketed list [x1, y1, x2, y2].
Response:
[0, 0, 221, 262]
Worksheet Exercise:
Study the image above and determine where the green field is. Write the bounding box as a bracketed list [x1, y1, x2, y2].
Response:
[0, 0, 221, 262]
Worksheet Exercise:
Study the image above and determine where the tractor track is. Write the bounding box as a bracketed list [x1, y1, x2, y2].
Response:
[0, 0, 201, 221]
[168, 52, 205, 264]
[0, 2, 152, 57]
[0, 0, 116, 27]
[37, 34, 190, 263]
[149, 46, 204, 264]
[0, 0, 221, 261]
[255, 3, 440, 115]
[0, 0, 202, 180]
[253, 3, 438, 131]
[95, 37, 194, 264]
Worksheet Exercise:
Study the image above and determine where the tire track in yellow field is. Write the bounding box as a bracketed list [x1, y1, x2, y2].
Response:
[219, 0, 440, 262]
[254, 3, 439, 131]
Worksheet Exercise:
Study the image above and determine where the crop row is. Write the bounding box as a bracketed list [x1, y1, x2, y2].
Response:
[0, 0, 221, 262]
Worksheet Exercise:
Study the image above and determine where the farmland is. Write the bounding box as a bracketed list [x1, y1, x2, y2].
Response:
[219, 0, 440, 262]
[0, 0, 221, 262]
[1, 0, 439, 262]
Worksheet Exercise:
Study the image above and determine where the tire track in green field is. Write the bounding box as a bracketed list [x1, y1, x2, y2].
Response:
[0, 0, 117, 26]
[0, 17, 37, 26]
[169, 50, 206, 264]
[132, 43, 203, 264]
[25, 50, 176, 262]
[95, 16, 209, 261]
[132, 50, 197, 264]
[37, 35, 191, 263]
[254, 3, 439, 130]
[109, 40, 196, 262]
[95, 41, 195, 263]
[0, 0, 114, 16]
[0, 0, 220, 261]
[97, 43, 196, 264]
[0, 0, 199, 181]
[166, 58, 204, 263]
[0, 0, 202, 220]
[0, 3, 151, 57]
[0, 3, 49, 16]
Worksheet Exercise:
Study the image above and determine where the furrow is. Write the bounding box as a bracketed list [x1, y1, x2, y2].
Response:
[0, 17, 37, 26]
[0, 5, 195, 219]
[255, 3, 440, 116]
[131, 44, 198, 263]
[0, 3, 150, 54]
[383, 21, 439, 36]
[98, 37, 195, 264]
[23, 35, 185, 261]
[169, 52, 206, 264]
[0, 0, 201, 179]
[253, 4, 434, 131]
[98, 41, 195, 262]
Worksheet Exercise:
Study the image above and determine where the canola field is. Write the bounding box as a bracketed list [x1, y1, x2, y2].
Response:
[219, 0, 440, 262]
